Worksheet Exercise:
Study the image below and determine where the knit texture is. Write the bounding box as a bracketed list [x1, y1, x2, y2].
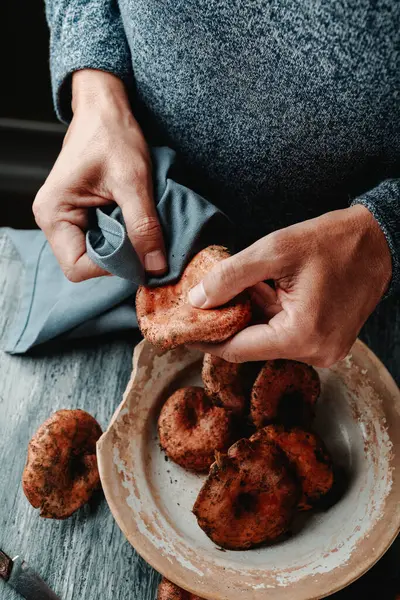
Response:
[45, 0, 400, 293]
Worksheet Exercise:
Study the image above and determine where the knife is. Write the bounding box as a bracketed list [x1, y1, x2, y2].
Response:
[0, 549, 61, 600]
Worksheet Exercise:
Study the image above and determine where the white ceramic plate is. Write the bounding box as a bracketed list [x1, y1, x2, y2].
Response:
[97, 339, 400, 600]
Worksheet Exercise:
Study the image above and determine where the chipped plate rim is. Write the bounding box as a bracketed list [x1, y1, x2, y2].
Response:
[97, 339, 400, 599]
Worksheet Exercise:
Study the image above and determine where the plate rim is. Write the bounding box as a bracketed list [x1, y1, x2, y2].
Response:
[97, 339, 400, 600]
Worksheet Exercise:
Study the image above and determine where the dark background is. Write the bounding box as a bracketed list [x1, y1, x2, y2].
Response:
[4, 1, 54, 121]
[1, 0, 64, 229]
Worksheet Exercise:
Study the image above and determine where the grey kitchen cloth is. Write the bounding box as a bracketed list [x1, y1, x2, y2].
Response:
[4, 146, 233, 354]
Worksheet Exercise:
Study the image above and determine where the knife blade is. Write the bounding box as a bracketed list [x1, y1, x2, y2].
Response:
[0, 549, 61, 600]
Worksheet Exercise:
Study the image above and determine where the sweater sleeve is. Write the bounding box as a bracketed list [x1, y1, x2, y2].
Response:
[351, 179, 400, 296]
[45, 0, 133, 124]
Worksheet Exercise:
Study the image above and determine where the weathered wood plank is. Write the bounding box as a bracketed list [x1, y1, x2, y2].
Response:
[0, 232, 161, 600]
[0, 230, 398, 599]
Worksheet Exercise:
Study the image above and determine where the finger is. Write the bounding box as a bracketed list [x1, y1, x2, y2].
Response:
[49, 220, 110, 282]
[188, 235, 285, 309]
[116, 162, 167, 275]
[250, 282, 283, 320]
[193, 318, 349, 367]
[191, 312, 300, 362]
[34, 191, 111, 281]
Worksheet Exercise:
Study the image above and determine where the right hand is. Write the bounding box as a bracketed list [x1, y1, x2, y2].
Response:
[33, 69, 167, 282]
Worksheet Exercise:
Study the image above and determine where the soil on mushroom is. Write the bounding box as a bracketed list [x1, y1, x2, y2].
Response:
[193, 436, 299, 549]
[158, 387, 235, 472]
[252, 425, 334, 510]
[202, 353, 247, 415]
[157, 577, 204, 600]
[22, 409, 102, 519]
[251, 359, 320, 428]
[136, 246, 252, 351]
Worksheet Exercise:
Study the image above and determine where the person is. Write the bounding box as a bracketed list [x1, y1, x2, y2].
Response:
[33, 1, 399, 367]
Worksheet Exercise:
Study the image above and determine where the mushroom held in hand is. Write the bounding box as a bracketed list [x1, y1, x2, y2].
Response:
[202, 353, 246, 415]
[136, 246, 251, 351]
[158, 387, 234, 472]
[157, 577, 204, 599]
[252, 425, 334, 510]
[251, 359, 320, 428]
[193, 437, 299, 549]
[22, 409, 102, 519]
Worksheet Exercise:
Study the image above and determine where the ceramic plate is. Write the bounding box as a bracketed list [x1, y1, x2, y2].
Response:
[97, 339, 400, 599]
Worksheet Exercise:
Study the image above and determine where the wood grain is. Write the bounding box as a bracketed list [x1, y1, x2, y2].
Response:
[0, 232, 161, 600]
[0, 230, 398, 599]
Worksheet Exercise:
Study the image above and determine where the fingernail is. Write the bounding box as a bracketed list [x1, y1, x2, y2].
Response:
[189, 282, 207, 308]
[144, 250, 167, 273]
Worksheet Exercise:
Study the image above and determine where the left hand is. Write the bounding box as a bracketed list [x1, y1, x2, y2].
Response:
[189, 205, 392, 366]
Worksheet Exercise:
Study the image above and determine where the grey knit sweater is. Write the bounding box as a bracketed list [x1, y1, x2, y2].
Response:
[45, 0, 399, 293]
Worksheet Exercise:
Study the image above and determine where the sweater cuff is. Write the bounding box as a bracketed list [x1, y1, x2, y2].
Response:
[48, 1, 133, 124]
[351, 179, 400, 297]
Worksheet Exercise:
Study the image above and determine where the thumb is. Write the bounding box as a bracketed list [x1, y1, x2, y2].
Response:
[189, 237, 282, 309]
[116, 165, 167, 275]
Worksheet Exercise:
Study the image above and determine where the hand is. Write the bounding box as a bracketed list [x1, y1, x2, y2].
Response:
[33, 69, 167, 282]
[189, 205, 392, 366]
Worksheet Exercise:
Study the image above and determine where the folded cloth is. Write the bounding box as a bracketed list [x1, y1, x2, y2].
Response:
[4, 147, 233, 354]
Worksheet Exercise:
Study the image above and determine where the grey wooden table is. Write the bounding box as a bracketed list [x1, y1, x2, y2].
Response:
[0, 230, 399, 600]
